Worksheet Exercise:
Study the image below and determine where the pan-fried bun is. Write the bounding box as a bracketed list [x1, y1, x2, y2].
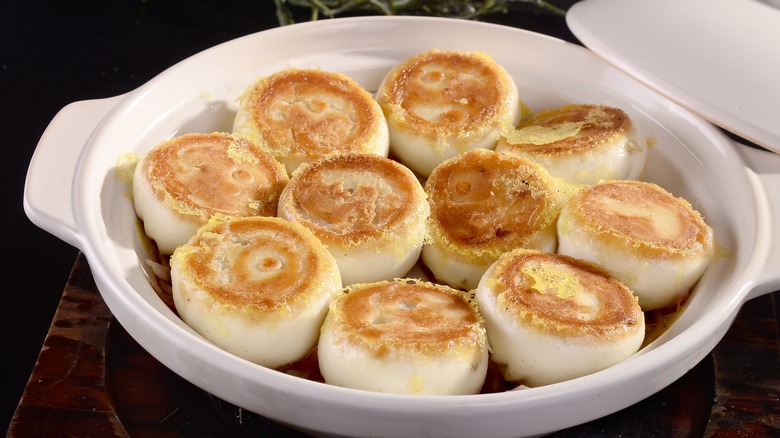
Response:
[496, 104, 648, 185]
[475, 248, 644, 387]
[133, 132, 289, 254]
[170, 216, 342, 369]
[376, 49, 521, 177]
[422, 148, 571, 290]
[278, 153, 429, 286]
[318, 279, 488, 395]
[233, 68, 389, 175]
[556, 180, 715, 310]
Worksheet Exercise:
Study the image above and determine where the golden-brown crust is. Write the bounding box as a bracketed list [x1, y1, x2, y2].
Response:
[174, 216, 332, 312]
[376, 49, 517, 145]
[280, 153, 426, 247]
[240, 68, 385, 157]
[328, 279, 485, 357]
[564, 180, 713, 258]
[500, 104, 630, 155]
[490, 250, 643, 337]
[139, 132, 288, 218]
[425, 149, 565, 256]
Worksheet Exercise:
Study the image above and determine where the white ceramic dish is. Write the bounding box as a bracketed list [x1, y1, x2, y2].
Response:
[566, 0, 780, 154]
[24, 16, 780, 437]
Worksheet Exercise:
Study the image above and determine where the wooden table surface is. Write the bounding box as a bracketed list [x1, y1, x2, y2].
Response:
[7, 253, 780, 437]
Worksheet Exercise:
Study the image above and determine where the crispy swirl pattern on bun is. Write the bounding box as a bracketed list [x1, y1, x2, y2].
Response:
[422, 148, 571, 290]
[133, 132, 289, 254]
[233, 68, 389, 175]
[278, 153, 429, 286]
[475, 249, 645, 387]
[170, 216, 342, 369]
[318, 279, 488, 395]
[556, 180, 715, 310]
[376, 49, 521, 177]
[496, 104, 648, 184]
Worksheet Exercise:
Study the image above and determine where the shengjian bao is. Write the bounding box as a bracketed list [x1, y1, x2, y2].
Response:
[170, 216, 342, 369]
[375, 49, 521, 177]
[475, 248, 645, 387]
[556, 180, 715, 311]
[318, 278, 489, 395]
[422, 148, 573, 291]
[277, 153, 429, 286]
[496, 103, 648, 185]
[232, 68, 389, 175]
[132, 132, 289, 255]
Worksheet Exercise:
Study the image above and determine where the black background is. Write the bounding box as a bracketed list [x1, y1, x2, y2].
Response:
[2, 0, 582, 433]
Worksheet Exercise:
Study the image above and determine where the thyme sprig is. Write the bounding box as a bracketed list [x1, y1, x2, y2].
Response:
[274, 0, 566, 25]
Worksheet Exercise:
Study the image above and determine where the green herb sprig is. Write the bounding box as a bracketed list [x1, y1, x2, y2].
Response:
[274, 0, 566, 25]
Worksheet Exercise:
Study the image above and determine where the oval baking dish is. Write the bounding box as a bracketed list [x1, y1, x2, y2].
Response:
[24, 16, 780, 438]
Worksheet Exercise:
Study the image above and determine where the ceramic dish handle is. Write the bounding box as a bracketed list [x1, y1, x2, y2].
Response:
[736, 142, 780, 300]
[23, 96, 124, 250]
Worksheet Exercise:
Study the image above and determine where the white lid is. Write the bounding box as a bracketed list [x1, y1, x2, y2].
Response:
[566, 0, 780, 154]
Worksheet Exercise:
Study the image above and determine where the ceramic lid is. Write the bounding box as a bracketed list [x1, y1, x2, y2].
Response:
[566, 0, 780, 154]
